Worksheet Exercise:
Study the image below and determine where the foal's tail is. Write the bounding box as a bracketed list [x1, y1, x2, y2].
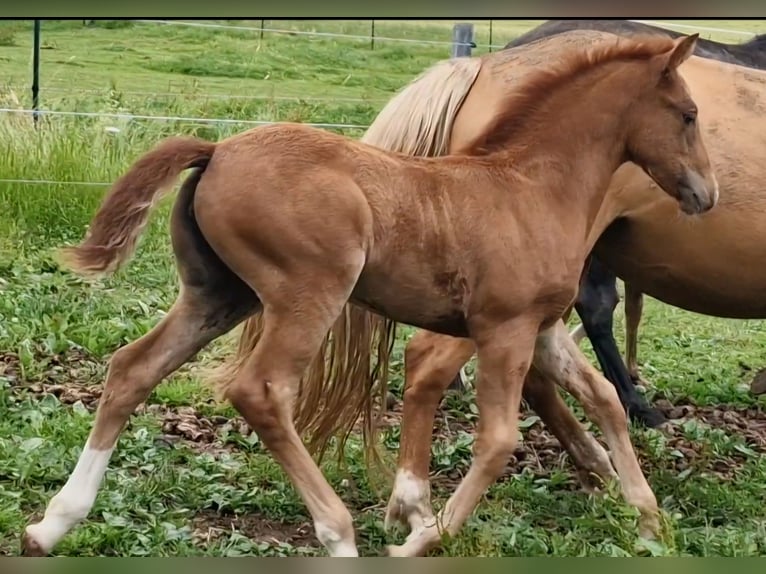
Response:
[58, 136, 216, 276]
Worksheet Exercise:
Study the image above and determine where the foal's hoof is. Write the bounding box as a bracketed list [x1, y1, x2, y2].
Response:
[387, 542, 428, 558]
[638, 514, 661, 542]
[750, 368, 766, 395]
[20, 531, 48, 557]
[386, 544, 409, 557]
[576, 470, 607, 495]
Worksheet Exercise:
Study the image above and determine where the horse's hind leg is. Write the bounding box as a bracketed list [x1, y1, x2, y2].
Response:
[22, 169, 259, 556]
[624, 281, 647, 386]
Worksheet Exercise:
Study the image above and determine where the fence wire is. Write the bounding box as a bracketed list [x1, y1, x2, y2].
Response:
[1, 18, 761, 190]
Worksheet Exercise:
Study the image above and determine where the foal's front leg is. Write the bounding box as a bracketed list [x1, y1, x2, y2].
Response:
[533, 320, 660, 539]
[386, 328, 620, 541]
[385, 331, 476, 535]
[387, 317, 538, 557]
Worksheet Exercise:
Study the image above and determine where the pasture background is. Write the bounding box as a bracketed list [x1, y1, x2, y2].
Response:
[0, 19, 765, 557]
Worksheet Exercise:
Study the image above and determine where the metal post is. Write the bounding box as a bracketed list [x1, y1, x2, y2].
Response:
[32, 19, 40, 125]
[489, 19, 493, 52]
[370, 19, 375, 50]
[451, 23, 475, 58]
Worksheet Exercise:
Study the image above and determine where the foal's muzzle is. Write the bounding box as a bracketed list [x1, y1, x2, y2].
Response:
[677, 167, 719, 215]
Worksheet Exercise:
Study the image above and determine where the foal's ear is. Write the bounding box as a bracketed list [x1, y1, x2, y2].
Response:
[666, 33, 699, 71]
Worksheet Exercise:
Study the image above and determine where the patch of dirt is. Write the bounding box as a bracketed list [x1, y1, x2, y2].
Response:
[0, 352, 20, 382]
[4, 349, 765, 486]
[191, 509, 317, 549]
[642, 399, 766, 481]
[1, 349, 104, 408]
[380, 393, 766, 489]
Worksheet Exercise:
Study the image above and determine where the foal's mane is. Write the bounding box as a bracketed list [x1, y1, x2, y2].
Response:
[464, 34, 677, 156]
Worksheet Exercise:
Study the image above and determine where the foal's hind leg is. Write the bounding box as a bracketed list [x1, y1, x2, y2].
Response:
[523, 367, 617, 492]
[533, 320, 660, 539]
[22, 170, 258, 556]
[223, 298, 362, 557]
[22, 284, 257, 556]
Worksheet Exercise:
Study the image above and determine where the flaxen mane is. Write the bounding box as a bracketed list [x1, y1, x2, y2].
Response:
[465, 35, 676, 155]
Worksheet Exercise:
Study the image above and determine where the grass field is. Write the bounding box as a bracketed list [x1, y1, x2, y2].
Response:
[1, 18, 766, 557]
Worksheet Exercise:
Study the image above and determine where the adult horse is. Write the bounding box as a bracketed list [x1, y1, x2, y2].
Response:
[504, 19, 766, 426]
[507, 19, 766, 68]
[22, 31, 714, 557]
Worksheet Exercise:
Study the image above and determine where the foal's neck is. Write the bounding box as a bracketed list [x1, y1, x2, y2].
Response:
[496, 63, 645, 246]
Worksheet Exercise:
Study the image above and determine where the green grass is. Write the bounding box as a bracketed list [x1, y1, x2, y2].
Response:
[1, 18, 766, 557]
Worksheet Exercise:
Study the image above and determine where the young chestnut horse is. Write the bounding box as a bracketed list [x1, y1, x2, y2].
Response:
[508, 18, 766, 424]
[23, 33, 715, 557]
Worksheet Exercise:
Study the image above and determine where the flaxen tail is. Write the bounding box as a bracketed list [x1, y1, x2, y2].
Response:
[58, 136, 216, 276]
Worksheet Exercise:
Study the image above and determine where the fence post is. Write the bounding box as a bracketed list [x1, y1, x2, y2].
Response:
[370, 19, 375, 50]
[451, 22, 475, 58]
[488, 19, 493, 52]
[32, 19, 41, 125]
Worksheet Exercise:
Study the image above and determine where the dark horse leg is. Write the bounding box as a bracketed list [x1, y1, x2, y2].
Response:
[575, 256, 666, 428]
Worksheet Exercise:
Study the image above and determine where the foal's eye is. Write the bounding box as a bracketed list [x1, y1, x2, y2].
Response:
[682, 109, 697, 126]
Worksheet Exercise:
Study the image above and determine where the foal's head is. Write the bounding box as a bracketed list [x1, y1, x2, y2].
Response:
[622, 33, 718, 215]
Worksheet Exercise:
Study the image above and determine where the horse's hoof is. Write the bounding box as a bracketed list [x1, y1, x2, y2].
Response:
[20, 531, 48, 557]
[630, 374, 652, 389]
[749, 368, 766, 395]
[630, 406, 667, 429]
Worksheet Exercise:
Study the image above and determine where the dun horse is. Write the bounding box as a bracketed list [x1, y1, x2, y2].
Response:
[23, 33, 715, 557]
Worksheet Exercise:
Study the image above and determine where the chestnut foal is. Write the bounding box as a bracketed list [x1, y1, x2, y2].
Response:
[24, 33, 716, 557]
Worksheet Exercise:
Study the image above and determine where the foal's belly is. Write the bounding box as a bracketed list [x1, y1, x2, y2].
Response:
[350, 268, 471, 338]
